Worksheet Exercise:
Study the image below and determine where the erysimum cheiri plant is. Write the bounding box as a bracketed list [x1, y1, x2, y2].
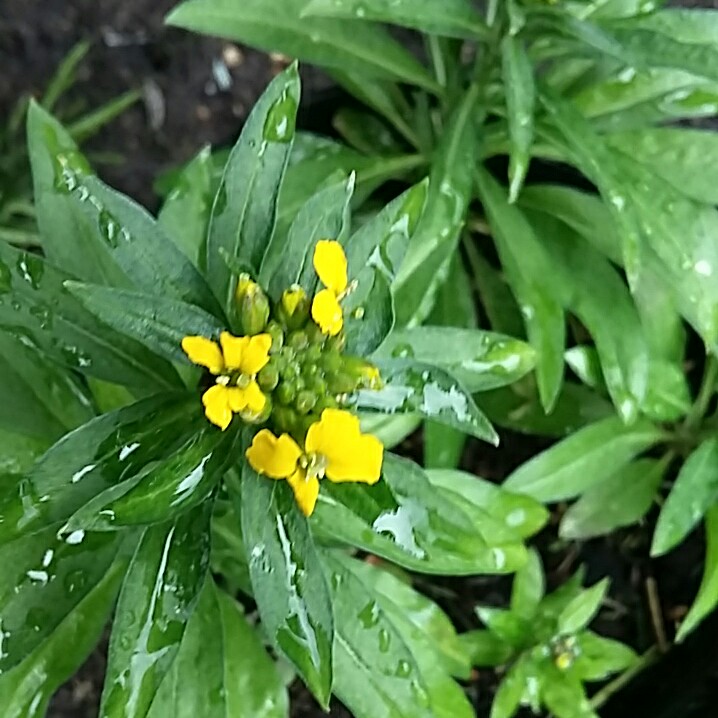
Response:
[0, 65, 551, 718]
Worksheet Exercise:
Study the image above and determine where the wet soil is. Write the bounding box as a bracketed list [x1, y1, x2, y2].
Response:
[1, 1, 717, 717]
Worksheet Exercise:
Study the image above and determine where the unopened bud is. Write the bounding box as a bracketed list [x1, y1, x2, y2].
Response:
[236, 274, 270, 335]
[279, 285, 310, 330]
[241, 394, 272, 424]
[258, 359, 280, 391]
[276, 381, 297, 405]
[266, 320, 284, 352]
[287, 330, 309, 351]
[296, 390, 317, 415]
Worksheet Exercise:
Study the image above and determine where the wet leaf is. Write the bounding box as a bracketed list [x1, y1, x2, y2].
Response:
[460, 630, 513, 668]
[511, 549, 545, 619]
[0, 526, 122, 673]
[148, 578, 288, 718]
[475, 607, 530, 649]
[0, 559, 124, 718]
[261, 174, 353, 299]
[66, 282, 225, 365]
[167, 0, 438, 91]
[425, 469, 549, 540]
[677, 505, 718, 641]
[504, 416, 664, 502]
[239, 464, 333, 706]
[63, 424, 237, 532]
[352, 358, 498, 444]
[344, 267, 394, 356]
[394, 85, 479, 326]
[303, 0, 488, 39]
[359, 413, 422, 450]
[100, 505, 212, 718]
[204, 64, 299, 313]
[0, 394, 195, 546]
[558, 579, 609, 634]
[375, 327, 536, 393]
[0, 242, 181, 392]
[313, 454, 526, 575]
[427, 253, 477, 330]
[476, 167, 565, 412]
[652, 439, 718, 557]
[642, 360, 691, 422]
[424, 421, 466, 470]
[325, 551, 472, 718]
[561, 458, 666, 540]
[572, 631, 637, 681]
[489, 656, 529, 718]
[501, 35, 535, 202]
[0, 433, 49, 474]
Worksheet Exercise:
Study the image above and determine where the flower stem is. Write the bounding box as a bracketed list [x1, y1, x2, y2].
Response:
[589, 646, 661, 710]
[684, 355, 718, 432]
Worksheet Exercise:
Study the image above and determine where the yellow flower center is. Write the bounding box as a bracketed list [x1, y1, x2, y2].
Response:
[298, 452, 328, 481]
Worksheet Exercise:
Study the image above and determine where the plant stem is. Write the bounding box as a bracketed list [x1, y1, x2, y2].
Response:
[589, 646, 661, 710]
[684, 355, 718, 432]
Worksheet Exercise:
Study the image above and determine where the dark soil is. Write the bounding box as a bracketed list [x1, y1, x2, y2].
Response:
[1, 1, 717, 717]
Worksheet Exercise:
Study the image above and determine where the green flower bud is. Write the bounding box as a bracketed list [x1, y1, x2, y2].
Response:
[287, 330, 309, 351]
[235, 274, 270, 335]
[320, 350, 343, 374]
[342, 356, 383, 390]
[241, 394, 272, 425]
[295, 390, 317, 414]
[301, 363, 319, 382]
[275, 381, 297, 405]
[326, 373, 358, 395]
[306, 322, 326, 346]
[279, 285, 310, 330]
[326, 332, 346, 352]
[315, 395, 338, 412]
[273, 406, 298, 434]
[258, 360, 280, 391]
[305, 343, 322, 363]
[266, 320, 284, 353]
[310, 376, 328, 395]
[280, 360, 299, 381]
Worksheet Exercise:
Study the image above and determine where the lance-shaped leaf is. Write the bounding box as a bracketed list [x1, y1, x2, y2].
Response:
[476, 167, 565, 412]
[571, 632, 638, 681]
[351, 358, 498, 444]
[312, 454, 526, 575]
[0, 558, 124, 718]
[66, 282, 225, 365]
[0, 394, 195, 546]
[167, 0, 438, 91]
[62, 424, 237, 532]
[204, 64, 299, 312]
[0, 242, 180, 391]
[100, 505, 212, 718]
[147, 578, 288, 718]
[344, 267, 394, 356]
[375, 327, 536, 393]
[0, 526, 122, 673]
[239, 466, 334, 706]
[303, 0, 488, 39]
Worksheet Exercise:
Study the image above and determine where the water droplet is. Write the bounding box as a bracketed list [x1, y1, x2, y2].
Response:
[373, 503, 426, 559]
[71, 464, 96, 484]
[390, 343, 415, 359]
[16, 254, 44, 289]
[65, 529, 85, 545]
[42, 549, 54, 567]
[26, 569, 49, 585]
[694, 259, 713, 276]
[395, 659, 412, 677]
[118, 443, 140, 461]
[358, 600, 380, 629]
[263, 90, 297, 143]
[352, 307, 365, 320]
[378, 628, 390, 652]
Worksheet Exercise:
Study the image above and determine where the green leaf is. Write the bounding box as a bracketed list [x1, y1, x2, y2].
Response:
[504, 416, 664, 502]
[336, 555, 472, 679]
[0, 394, 194, 546]
[428, 253, 477, 329]
[475, 607, 530, 649]
[158, 145, 217, 267]
[167, 0, 438, 91]
[425, 469, 548, 540]
[652, 439, 718, 556]
[0, 333, 93, 440]
[0, 526, 122, 673]
[375, 326, 537, 393]
[100, 505, 212, 718]
[66, 282, 225, 365]
[677, 505, 718, 641]
[0, 433, 49, 474]
[424, 421, 466, 470]
[475, 167, 565, 412]
[325, 551, 472, 718]
[333, 108, 404, 155]
[501, 36, 535, 202]
[558, 579, 609, 634]
[0, 243, 181, 391]
[642, 360, 691, 422]
[205, 64, 299, 313]
[560, 458, 666, 540]
[360, 413, 422, 450]
[460, 630, 513, 668]
[261, 174, 353, 299]
[344, 267, 395, 356]
[313, 454, 527, 575]
[511, 548, 545, 619]
[303, 0, 488, 39]
[539, 663, 597, 718]
[490, 656, 529, 718]
[353, 358, 499, 444]
[394, 85, 480, 326]
[572, 631, 638, 681]
[0, 559, 123, 718]
[240, 464, 333, 706]
[148, 578, 288, 718]
[63, 424, 237, 532]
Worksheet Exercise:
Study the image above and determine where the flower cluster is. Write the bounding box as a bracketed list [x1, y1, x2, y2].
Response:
[182, 240, 383, 516]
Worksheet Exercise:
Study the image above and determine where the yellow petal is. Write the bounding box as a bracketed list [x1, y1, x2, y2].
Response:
[201, 385, 233, 431]
[286, 469, 320, 517]
[246, 429, 302, 478]
[220, 332, 249, 371]
[241, 334, 272, 375]
[226, 386, 248, 412]
[243, 380, 267, 415]
[313, 239, 347, 294]
[182, 336, 224, 374]
[307, 409, 383, 484]
[311, 289, 343, 337]
[281, 285, 307, 317]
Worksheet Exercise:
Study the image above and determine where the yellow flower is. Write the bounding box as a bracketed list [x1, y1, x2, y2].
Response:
[246, 408, 383, 516]
[311, 240, 349, 337]
[182, 331, 271, 431]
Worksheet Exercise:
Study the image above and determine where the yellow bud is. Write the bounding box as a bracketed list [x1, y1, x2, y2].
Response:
[235, 274, 270, 335]
[280, 285, 310, 329]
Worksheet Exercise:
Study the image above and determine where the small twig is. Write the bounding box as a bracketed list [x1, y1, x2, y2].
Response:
[645, 576, 669, 653]
[589, 646, 661, 710]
